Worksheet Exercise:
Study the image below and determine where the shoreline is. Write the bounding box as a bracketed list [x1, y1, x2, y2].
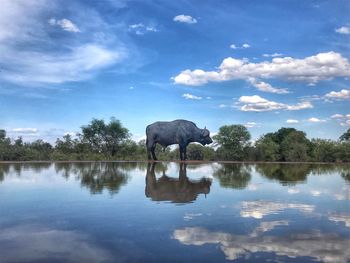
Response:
[0, 160, 349, 164]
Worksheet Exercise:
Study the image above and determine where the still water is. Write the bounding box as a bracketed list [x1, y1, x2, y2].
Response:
[0, 162, 349, 263]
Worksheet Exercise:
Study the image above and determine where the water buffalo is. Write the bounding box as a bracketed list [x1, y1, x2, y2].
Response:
[146, 119, 213, 160]
[145, 163, 211, 203]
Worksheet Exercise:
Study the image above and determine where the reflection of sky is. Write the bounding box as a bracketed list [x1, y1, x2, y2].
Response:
[0, 163, 349, 262]
[0, 224, 113, 263]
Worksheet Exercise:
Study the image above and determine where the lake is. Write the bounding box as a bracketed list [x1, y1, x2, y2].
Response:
[0, 162, 349, 263]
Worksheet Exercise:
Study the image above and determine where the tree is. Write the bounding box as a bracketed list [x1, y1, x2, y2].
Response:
[311, 139, 337, 162]
[255, 136, 280, 161]
[214, 125, 251, 160]
[340, 128, 350, 142]
[80, 117, 129, 156]
[280, 130, 311, 162]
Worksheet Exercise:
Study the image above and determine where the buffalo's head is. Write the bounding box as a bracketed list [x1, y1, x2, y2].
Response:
[199, 127, 213, 146]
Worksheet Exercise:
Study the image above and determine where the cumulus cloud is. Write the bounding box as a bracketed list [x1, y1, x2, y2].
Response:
[173, 52, 350, 86]
[332, 113, 350, 126]
[173, 15, 197, 24]
[335, 26, 350, 35]
[219, 104, 227, 108]
[48, 18, 80, 32]
[308, 117, 326, 123]
[182, 93, 202, 100]
[238, 95, 313, 112]
[248, 78, 290, 94]
[331, 114, 344, 119]
[325, 89, 350, 100]
[286, 119, 299, 124]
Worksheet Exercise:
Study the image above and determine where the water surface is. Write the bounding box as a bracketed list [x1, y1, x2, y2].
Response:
[0, 162, 349, 263]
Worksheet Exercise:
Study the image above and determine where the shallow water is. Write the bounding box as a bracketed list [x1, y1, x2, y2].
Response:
[0, 162, 349, 263]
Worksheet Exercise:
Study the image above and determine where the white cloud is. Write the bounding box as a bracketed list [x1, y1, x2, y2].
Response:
[0, 0, 128, 86]
[173, 15, 197, 24]
[308, 117, 326, 123]
[49, 18, 80, 32]
[331, 114, 350, 126]
[325, 89, 350, 100]
[286, 119, 299, 124]
[238, 95, 313, 112]
[335, 26, 350, 35]
[248, 78, 290, 94]
[128, 23, 158, 35]
[173, 52, 350, 86]
[230, 43, 250, 49]
[331, 114, 344, 119]
[12, 128, 38, 133]
[263, 53, 283, 57]
[219, 104, 227, 108]
[182, 93, 202, 100]
[2, 44, 123, 85]
[244, 122, 258, 128]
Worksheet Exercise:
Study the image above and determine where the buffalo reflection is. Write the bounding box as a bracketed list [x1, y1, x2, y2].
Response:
[145, 163, 212, 203]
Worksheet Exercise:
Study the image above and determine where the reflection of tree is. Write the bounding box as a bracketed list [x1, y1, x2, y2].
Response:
[55, 162, 130, 195]
[145, 163, 211, 203]
[256, 164, 312, 185]
[0, 163, 51, 181]
[0, 164, 10, 182]
[213, 164, 251, 189]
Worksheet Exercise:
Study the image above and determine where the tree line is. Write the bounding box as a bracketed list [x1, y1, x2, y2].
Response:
[0, 117, 349, 162]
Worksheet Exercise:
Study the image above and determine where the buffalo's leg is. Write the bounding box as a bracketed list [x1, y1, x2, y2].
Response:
[146, 138, 156, 160]
[151, 144, 157, 160]
[179, 145, 185, 161]
[183, 145, 188, 160]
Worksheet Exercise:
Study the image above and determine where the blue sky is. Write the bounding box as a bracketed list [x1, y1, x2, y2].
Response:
[0, 0, 349, 143]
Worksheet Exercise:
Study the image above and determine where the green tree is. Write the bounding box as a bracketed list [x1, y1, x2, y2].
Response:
[214, 125, 251, 160]
[311, 139, 338, 162]
[340, 128, 350, 142]
[80, 117, 129, 156]
[255, 136, 280, 161]
[280, 130, 311, 162]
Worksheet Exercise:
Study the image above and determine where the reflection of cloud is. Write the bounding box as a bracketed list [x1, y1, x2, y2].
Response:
[184, 213, 203, 221]
[287, 188, 300, 194]
[240, 201, 314, 219]
[0, 225, 112, 262]
[250, 220, 289, 237]
[173, 227, 350, 262]
[329, 214, 350, 228]
[334, 186, 350, 201]
[310, 190, 322, 196]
